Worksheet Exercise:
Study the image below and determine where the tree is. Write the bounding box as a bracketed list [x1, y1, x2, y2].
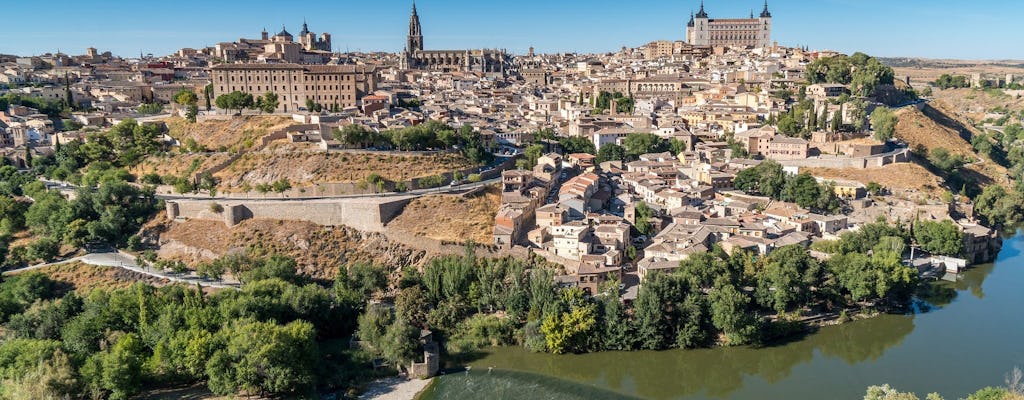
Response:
[395, 286, 430, 328]
[927, 148, 968, 172]
[63, 72, 74, 111]
[380, 318, 420, 367]
[831, 109, 843, 132]
[540, 290, 598, 354]
[173, 89, 198, 108]
[596, 143, 626, 164]
[258, 92, 279, 114]
[709, 280, 758, 345]
[214, 91, 253, 115]
[634, 201, 655, 236]
[757, 245, 822, 313]
[203, 83, 213, 111]
[136, 103, 163, 115]
[622, 133, 667, 160]
[206, 320, 318, 396]
[185, 104, 199, 123]
[1, 349, 78, 399]
[633, 272, 687, 350]
[871, 106, 898, 142]
[913, 220, 963, 256]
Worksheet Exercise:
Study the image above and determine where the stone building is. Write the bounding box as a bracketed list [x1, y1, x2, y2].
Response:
[686, 1, 772, 48]
[400, 3, 513, 74]
[297, 20, 332, 52]
[210, 63, 377, 112]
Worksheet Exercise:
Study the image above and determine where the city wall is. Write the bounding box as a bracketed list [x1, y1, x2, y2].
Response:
[780, 148, 909, 169]
[165, 196, 415, 232]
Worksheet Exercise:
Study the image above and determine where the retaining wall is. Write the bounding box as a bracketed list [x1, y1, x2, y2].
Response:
[166, 196, 415, 232]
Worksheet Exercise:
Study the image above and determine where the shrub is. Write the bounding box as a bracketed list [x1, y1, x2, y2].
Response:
[209, 203, 224, 213]
[467, 174, 482, 183]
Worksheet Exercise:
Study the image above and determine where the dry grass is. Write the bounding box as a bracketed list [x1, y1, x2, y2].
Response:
[895, 103, 1010, 189]
[215, 144, 476, 188]
[157, 218, 429, 280]
[895, 106, 976, 157]
[162, 115, 295, 151]
[388, 186, 501, 244]
[132, 153, 234, 178]
[806, 163, 945, 195]
[28, 262, 170, 293]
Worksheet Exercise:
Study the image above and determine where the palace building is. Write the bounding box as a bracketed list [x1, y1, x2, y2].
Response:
[399, 2, 513, 74]
[210, 63, 377, 113]
[686, 1, 772, 48]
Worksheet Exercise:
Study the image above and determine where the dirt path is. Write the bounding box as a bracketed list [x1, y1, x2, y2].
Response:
[359, 377, 433, 400]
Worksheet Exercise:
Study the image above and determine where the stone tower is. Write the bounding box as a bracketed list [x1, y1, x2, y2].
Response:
[691, 1, 709, 46]
[758, 0, 773, 48]
[407, 2, 424, 53]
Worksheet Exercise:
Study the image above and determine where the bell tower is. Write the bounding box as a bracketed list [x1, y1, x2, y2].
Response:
[407, 2, 424, 53]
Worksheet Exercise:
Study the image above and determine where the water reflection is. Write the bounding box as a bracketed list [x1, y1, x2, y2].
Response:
[464, 313, 915, 399]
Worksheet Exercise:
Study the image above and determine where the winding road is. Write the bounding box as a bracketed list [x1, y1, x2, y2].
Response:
[2, 251, 241, 290]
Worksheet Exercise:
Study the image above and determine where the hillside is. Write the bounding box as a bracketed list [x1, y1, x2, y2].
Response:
[388, 186, 501, 244]
[214, 143, 476, 188]
[162, 115, 295, 151]
[24, 263, 170, 293]
[806, 163, 944, 196]
[894, 105, 976, 156]
[893, 104, 1008, 187]
[132, 152, 234, 178]
[929, 88, 1024, 122]
[152, 218, 430, 280]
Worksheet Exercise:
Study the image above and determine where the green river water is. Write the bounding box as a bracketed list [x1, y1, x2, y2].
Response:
[418, 233, 1024, 400]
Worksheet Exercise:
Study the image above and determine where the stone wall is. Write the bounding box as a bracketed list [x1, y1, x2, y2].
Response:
[166, 196, 416, 232]
[780, 148, 909, 169]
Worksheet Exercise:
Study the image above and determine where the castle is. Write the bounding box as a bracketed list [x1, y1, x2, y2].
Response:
[686, 1, 772, 48]
[400, 2, 512, 74]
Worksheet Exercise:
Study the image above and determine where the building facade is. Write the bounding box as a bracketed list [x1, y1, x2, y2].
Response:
[210, 63, 377, 112]
[400, 3, 513, 74]
[686, 1, 772, 48]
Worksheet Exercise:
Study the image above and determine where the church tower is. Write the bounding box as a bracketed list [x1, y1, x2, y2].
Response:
[692, 1, 710, 46]
[407, 2, 424, 53]
[758, 0, 773, 48]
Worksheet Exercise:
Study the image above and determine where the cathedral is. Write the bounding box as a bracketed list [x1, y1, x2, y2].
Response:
[686, 1, 772, 48]
[400, 2, 512, 74]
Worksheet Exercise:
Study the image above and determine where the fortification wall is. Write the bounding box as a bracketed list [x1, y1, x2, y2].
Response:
[779, 148, 909, 169]
[166, 196, 415, 232]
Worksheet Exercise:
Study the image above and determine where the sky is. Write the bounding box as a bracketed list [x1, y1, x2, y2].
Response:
[2, 0, 1022, 60]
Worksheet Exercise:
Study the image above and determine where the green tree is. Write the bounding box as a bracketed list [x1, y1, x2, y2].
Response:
[214, 91, 253, 115]
[913, 220, 963, 256]
[203, 83, 213, 111]
[709, 280, 758, 345]
[596, 143, 626, 164]
[173, 89, 198, 107]
[871, 106, 898, 142]
[622, 133, 668, 160]
[259, 92, 279, 114]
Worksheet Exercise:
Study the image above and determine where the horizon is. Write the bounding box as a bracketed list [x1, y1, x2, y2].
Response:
[2, 0, 1022, 60]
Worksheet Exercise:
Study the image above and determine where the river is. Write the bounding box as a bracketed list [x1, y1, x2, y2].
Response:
[418, 233, 1024, 400]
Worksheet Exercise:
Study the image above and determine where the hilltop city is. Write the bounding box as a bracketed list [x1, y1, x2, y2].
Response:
[0, 2, 1023, 400]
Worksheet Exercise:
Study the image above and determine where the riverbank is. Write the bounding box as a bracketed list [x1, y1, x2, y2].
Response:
[419, 235, 1024, 400]
[359, 376, 433, 400]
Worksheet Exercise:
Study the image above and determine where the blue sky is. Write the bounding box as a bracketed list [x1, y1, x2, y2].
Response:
[2, 0, 1022, 59]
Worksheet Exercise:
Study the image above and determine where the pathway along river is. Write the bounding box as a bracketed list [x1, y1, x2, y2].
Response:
[419, 232, 1024, 400]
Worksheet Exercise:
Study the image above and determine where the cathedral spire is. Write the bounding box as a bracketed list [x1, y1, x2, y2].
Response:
[407, 1, 424, 52]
